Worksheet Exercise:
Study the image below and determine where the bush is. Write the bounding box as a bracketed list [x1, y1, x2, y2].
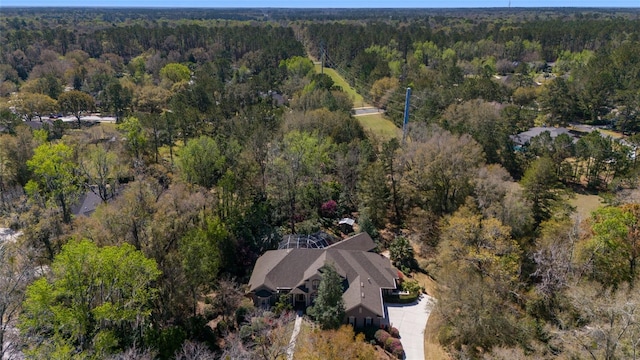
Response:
[389, 327, 400, 338]
[400, 279, 422, 295]
[385, 337, 395, 349]
[374, 329, 391, 345]
[235, 305, 250, 326]
[385, 337, 404, 358]
[389, 340, 404, 359]
[383, 292, 420, 304]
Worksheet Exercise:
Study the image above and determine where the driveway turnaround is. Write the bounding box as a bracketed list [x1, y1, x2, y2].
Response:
[386, 294, 436, 360]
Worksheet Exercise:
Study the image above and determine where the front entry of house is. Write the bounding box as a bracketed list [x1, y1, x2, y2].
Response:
[293, 293, 306, 311]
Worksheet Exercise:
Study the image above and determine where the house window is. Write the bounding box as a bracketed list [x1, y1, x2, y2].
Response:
[296, 294, 305, 303]
[312, 279, 320, 290]
[348, 316, 355, 326]
[365, 317, 372, 326]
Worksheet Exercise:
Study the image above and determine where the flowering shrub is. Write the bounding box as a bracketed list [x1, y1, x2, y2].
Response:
[389, 326, 400, 338]
[389, 339, 404, 359]
[320, 200, 338, 218]
[385, 337, 404, 358]
[374, 329, 391, 345]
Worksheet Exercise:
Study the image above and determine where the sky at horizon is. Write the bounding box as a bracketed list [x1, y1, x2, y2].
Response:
[2, 0, 640, 9]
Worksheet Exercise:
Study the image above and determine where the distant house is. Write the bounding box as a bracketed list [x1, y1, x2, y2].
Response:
[70, 184, 123, 217]
[248, 232, 398, 328]
[510, 126, 577, 147]
[23, 120, 55, 131]
[70, 189, 104, 217]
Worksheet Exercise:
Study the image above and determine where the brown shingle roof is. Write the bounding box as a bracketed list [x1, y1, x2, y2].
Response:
[327, 232, 376, 252]
[248, 236, 397, 318]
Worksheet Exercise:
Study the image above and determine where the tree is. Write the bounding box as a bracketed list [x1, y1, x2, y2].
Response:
[578, 205, 640, 289]
[473, 165, 534, 238]
[307, 263, 345, 330]
[521, 156, 561, 225]
[436, 266, 529, 358]
[25, 142, 82, 224]
[440, 99, 510, 165]
[436, 208, 525, 357]
[179, 216, 226, 316]
[0, 243, 33, 360]
[439, 206, 521, 289]
[389, 236, 415, 272]
[2, 126, 36, 187]
[576, 131, 615, 188]
[401, 126, 484, 215]
[0, 105, 22, 134]
[538, 77, 577, 126]
[79, 143, 123, 202]
[104, 80, 133, 123]
[159, 63, 190, 85]
[358, 161, 391, 229]
[57, 90, 95, 126]
[280, 56, 314, 79]
[267, 131, 333, 233]
[381, 138, 403, 225]
[177, 135, 227, 189]
[12, 92, 58, 121]
[134, 85, 171, 114]
[295, 325, 376, 360]
[118, 116, 147, 161]
[228, 310, 295, 360]
[19, 240, 161, 359]
[370, 76, 399, 108]
[554, 283, 640, 360]
[212, 277, 244, 325]
[531, 218, 581, 321]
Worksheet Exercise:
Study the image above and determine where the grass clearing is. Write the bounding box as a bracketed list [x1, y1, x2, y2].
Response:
[569, 192, 605, 220]
[314, 63, 368, 107]
[356, 113, 401, 141]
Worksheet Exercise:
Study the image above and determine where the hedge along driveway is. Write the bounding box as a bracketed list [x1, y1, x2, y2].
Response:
[386, 294, 436, 360]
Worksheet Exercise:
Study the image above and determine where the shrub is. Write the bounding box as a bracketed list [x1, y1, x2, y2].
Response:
[320, 200, 338, 218]
[400, 279, 422, 295]
[389, 339, 404, 359]
[389, 326, 400, 338]
[374, 329, 391, 345]
[385, 337, 395, 350]
[385, 337, 404, 358]
[235, 305, 250, 326]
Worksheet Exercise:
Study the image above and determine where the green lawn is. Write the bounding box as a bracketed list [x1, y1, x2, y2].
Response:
[314, 64, 368, 107]
[356, 113, 401, 140]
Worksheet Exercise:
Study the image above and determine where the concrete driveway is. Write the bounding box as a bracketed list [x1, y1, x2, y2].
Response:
[386, 294, 436, 360]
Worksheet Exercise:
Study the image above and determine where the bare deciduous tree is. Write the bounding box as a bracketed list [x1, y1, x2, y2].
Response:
[0, 242, 33, 360]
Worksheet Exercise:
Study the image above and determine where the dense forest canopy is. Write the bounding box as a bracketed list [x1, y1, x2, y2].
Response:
[2, 7, 640, 360]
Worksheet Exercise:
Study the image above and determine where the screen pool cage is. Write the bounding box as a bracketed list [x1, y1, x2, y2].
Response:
[278, 232, 336, 250]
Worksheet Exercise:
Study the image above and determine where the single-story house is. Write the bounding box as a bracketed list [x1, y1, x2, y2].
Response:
[510, 126, 577, 147]
[248, 232, 398, 328]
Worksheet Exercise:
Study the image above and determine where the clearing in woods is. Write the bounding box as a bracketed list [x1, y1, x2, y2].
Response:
[314, 63, 368, 107]
[312, 62, 399, 140]
[356, 113, 401, 140]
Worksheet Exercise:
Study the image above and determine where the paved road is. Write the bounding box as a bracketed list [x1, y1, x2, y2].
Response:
[57, 115, 117, 123]
[386, 294, 436, 360]
[353, 106, 383, 116]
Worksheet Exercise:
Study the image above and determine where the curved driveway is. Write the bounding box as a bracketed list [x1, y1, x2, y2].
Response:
[386, 294, 436, 360]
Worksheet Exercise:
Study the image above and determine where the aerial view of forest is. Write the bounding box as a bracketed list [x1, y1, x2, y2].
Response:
[2, 7, 640, 360]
